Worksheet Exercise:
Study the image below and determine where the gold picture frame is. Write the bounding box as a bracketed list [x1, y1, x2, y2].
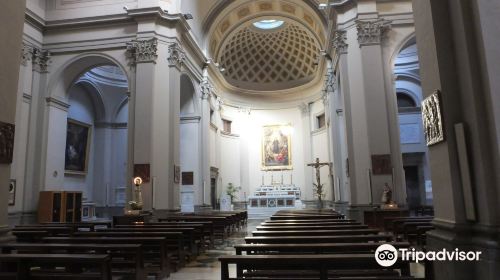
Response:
[65, 119, 92, 175]
[261, 124, 292, 170]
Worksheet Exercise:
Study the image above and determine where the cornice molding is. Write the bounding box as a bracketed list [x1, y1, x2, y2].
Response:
[46, 97, 70, 111]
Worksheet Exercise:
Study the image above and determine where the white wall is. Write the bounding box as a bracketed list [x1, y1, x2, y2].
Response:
[215, 105, 315, 201]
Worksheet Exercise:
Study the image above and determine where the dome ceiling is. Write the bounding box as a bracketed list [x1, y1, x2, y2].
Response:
[207, 0, 326, 93]
[219, 22, 320, 91]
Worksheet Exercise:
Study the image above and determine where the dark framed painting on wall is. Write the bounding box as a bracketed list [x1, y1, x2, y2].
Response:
[65, 119, 91, 174]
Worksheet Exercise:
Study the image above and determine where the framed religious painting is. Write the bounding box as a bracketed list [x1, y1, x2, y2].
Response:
[261, 124, 292, 170]
[65, 119, 91, 174]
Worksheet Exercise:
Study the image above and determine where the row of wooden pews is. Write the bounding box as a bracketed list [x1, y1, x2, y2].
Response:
[0, 210, 247, 279]
[220, 209, 427, 280]
[390, 216, 434, 245]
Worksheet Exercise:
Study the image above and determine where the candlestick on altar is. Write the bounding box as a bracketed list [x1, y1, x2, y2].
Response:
[281, 170, 284, 184]
[262, 174, 264, 185]
[290, 173, 293, 184]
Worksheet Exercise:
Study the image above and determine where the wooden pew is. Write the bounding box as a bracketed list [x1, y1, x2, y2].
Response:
[219, 254, 410, 280]
[391, 217, 433, 239]
[245, 234, 393, 244]
[14, 226, 73, 236]
[42, 236, 169, 278]
[159, 216, 230, 239]
[234, 242, 410, 255]
[101, 227, 201, 257]
[252, 229, 380, 237]
[263, 219, 356, 224]
[73, 231, 186, 269]
[11, 230, 48, 242]
[256, 224, 368, 231]
[269, 215, 344, 220]
[402, 221, 433, 242]
[0, 253, 111, 280]
[138, 222, 215, 248]
[40, 221, 112, 231]
[0, 243, 144, 279]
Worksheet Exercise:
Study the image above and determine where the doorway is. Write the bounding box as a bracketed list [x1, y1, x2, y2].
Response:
[210, 167, 219, 209]
[404, 165, 421, 210]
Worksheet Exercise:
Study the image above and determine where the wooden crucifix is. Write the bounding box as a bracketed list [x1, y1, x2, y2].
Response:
[307, 158, 332, 186]
[307, 158, 332, 203]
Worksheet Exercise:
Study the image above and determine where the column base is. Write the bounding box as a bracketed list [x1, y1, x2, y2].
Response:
[427, 219, 500, 280]
[8, 211, 37, 225]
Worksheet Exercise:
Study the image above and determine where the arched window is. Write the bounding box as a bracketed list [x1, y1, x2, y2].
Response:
[397, 93, 417, 108]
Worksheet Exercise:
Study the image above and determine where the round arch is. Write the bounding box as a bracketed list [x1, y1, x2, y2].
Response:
[74, 79, 107, 121]
[46, 53, 130, 102]
[180, 73, 199, 116]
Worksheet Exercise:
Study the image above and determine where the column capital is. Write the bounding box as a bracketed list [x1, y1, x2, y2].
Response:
[215, 96, 223, 111]
[32, 48, 51, 73]
[356, 19, 391, 46]
[200, 79, 213, 100]
[324, 66, 337, 94]
[20, 43, 34, 66]
[167, 42, 185, 69]
[126, 38, 158, 65]
[332, 30, 348, 54]
[298, 102, 310, 114]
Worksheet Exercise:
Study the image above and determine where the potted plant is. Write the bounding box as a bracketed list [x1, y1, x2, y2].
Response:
[313, 182, 326, 209]
[225, 183, 241, 203]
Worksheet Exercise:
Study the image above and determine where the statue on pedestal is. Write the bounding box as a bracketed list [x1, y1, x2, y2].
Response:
[128, 177, 144, 212]
[381, 183, 398, 209]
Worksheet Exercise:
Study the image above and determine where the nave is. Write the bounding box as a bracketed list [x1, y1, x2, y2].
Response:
[0, 209, 433, 279]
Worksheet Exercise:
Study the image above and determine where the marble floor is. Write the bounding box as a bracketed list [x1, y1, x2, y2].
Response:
[163, 219, 425, 280]
[167, 219, 262, 280]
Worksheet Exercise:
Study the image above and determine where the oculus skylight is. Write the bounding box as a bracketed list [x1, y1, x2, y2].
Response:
[253, 19, 285, 30]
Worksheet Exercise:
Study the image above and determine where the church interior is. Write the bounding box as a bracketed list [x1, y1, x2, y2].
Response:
[0, 0, 498, 279]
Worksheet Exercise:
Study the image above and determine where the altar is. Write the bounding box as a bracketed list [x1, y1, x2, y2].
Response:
[248, 184, 302, 218]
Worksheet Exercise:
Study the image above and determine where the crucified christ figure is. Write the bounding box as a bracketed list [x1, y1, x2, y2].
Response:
[307, 158, 332, 206]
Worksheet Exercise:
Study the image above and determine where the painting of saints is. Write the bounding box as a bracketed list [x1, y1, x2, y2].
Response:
[65, 119, 91, 174]
[262, 125, 292, 170]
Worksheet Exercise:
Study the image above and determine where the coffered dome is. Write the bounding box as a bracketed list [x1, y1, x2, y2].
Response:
[218, 22, 320, 91]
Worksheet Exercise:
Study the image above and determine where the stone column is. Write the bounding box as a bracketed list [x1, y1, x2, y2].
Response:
[199, 70, 212, 205]
[127, 38, 183, 210]
[0, 0, 26, 240]
[299, 103, 314, 201]
[356, 19, 398, 203]
[164, 42, 183, 209]
[23, 48, 49, 219]
[413, 0, 500, 279]
[333, 30, 353, 213]
[330, 30, 349, 202]
[322, 63, 337, 202]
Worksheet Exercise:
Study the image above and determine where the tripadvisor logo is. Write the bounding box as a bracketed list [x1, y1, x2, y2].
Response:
[375, 244, 398, 267]
[374, 244, 482, 267]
